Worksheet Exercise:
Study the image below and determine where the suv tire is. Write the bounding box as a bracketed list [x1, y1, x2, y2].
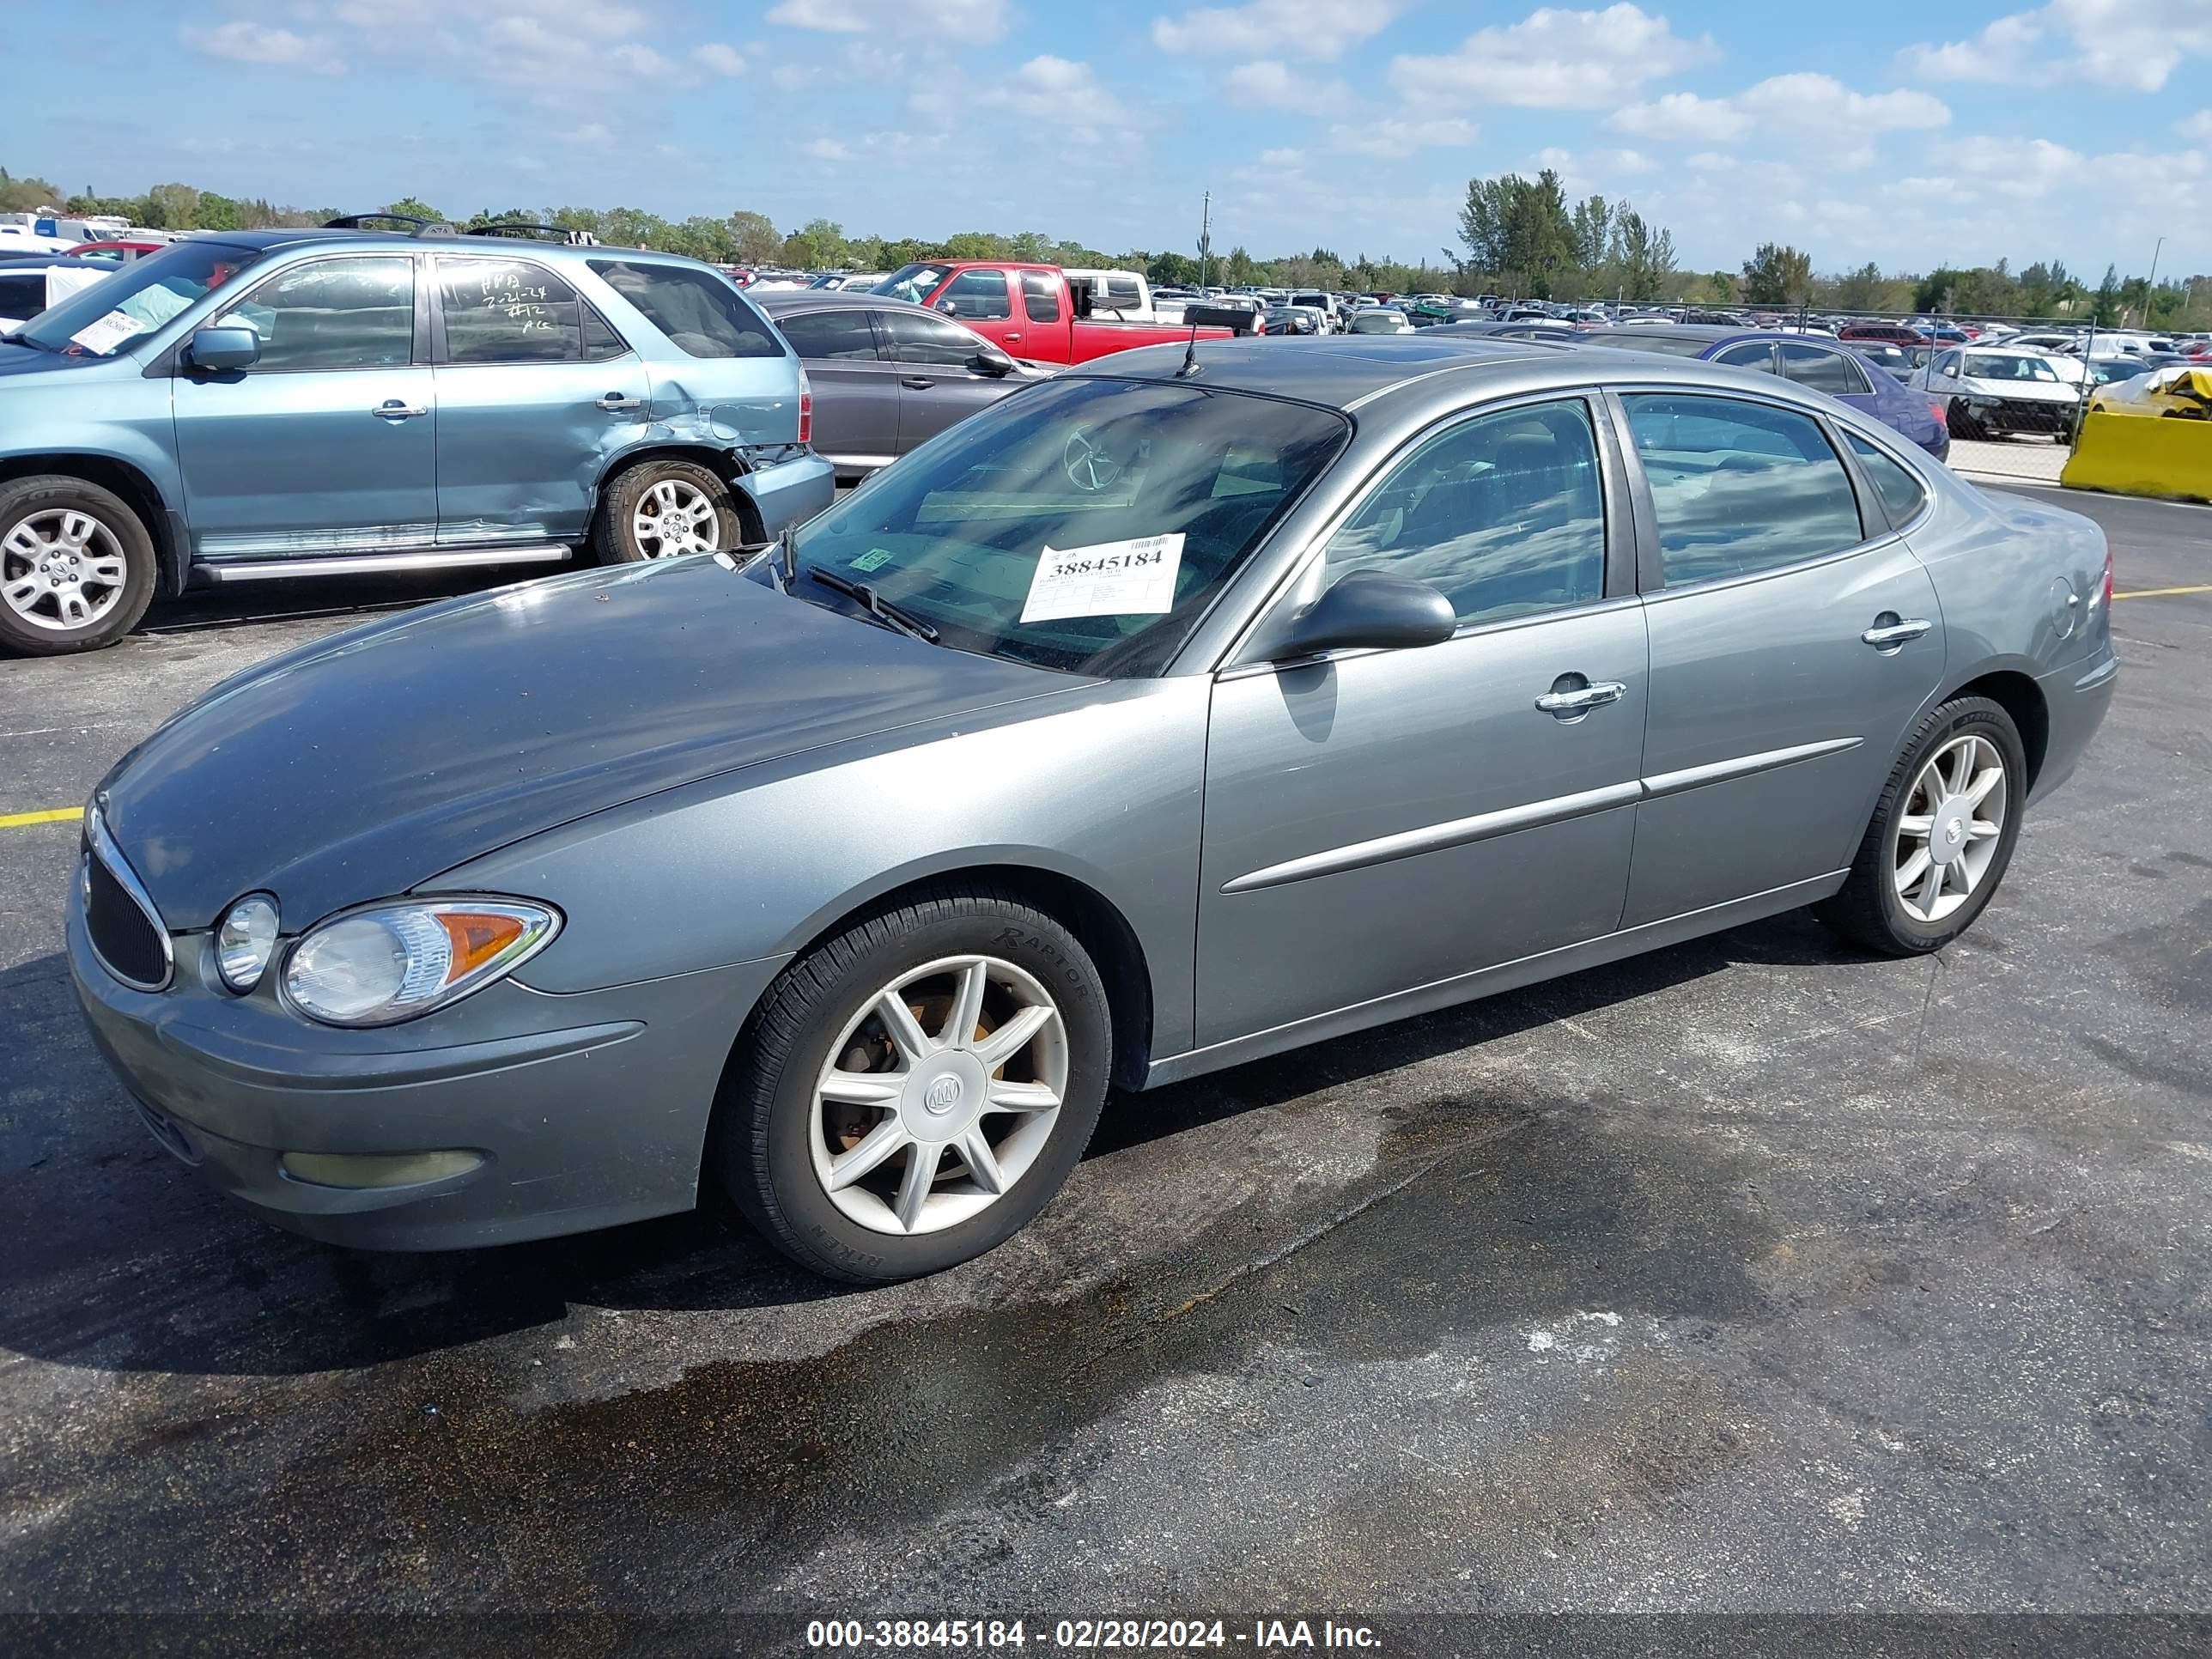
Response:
[714, 883, 1111, 1283]
[0, 475, 157, 656]
[592, 459, 742, 564]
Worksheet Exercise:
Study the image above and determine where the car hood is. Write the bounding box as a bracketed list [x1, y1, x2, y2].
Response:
[0, 340, 103, 378]
[1959, 376, 2077, 401]
[97, 557, 1089, 929]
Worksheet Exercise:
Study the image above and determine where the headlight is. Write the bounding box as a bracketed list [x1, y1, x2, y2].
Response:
[282, 899, 559, 1027]
[216, 894, 280, 993]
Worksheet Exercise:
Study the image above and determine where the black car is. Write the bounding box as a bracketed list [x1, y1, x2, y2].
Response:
[755, 291, 1046, 484]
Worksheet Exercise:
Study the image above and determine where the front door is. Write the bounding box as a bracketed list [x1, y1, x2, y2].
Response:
[172, 253, 434, 559]
[1612, 389, 1945, 926]
[428, 253, 649, 546]
[1196, 395, 1648, 1047]
[930, 267, 1020, 357]
[876, 307, 1018, 455]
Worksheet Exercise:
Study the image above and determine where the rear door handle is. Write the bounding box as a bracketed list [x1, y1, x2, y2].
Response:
[597, 392, 644, 412]
[1534, 678, 1627, 718]
[1861, 616, 1933, 651]
[373, 400, 428, 420]
[902, 377, 933, 390]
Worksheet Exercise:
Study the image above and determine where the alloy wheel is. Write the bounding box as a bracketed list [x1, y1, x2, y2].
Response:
[630, 478, 721, 558]
[1, 509, 129, 632]
[1894, 732, 2007, 924]
[807, 954, 1068, 1237]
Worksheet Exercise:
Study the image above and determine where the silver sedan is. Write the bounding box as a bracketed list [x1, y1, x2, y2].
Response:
[71, 337, 2115, 1280]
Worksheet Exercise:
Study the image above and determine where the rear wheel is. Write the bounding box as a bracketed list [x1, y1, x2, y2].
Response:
[592, 459, 741, 564]
[1817, 696, 2026, 956]
[714, 884, 1111, 1282]
[0, 475, 156, 656]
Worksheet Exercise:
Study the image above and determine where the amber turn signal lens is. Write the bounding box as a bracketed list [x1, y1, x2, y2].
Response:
[435, 911, 529, 980]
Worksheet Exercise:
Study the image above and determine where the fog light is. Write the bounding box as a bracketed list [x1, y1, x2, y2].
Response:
[279, 1150, 484, 1189]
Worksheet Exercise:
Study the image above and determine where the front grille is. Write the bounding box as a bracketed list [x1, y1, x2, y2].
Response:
[86, 839, 170, 991]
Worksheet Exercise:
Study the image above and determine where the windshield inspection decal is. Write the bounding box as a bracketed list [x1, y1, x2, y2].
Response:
[1019, 532, 1184, 623]
[67, 311, 143, 356]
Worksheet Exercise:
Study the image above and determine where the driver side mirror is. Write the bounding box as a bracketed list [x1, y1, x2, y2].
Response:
[1264, 571, 1457, 661]
[186, 325, 260, 372]
[969, 349, 1014, 377]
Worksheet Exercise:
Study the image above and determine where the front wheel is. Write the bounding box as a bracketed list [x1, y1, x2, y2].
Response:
[1944, 399, 1987, 442]
[1816, 696, 2027, 956]
[0, 475, 157, 655]
[592, 459, 741, 564]
[714, 884, 1111, 1282]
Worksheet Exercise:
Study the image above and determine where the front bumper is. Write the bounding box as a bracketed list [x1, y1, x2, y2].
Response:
[68, 898, 787, 1250]
[741, 449, 836, 538]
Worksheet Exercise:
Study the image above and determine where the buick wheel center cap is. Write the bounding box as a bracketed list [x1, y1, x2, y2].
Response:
[901, 1050, 988, 1142]
[924, 1075, 963, 1115]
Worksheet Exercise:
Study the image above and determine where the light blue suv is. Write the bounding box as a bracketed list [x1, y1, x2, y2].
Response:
[0, 218, 832, 653]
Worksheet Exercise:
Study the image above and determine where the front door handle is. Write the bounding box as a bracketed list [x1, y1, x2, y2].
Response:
[373, 400, 428, 420]
[1003, 331, 1022, 343]
[1534, 676, 1627, 719]
[1861, 615, 1933, 651]
[902, 377, 934, 391]
[597, 392, 644, 412]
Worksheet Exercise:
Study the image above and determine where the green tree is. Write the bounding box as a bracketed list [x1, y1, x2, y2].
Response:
[1224, 246, 1257, 284]
[1457, 169, 1577, 298]
[0, 169, 61, 213]
[1741, 242, 1812, 306]
[725, 210, 781, 264]
[1147, 251, 1199, 285]
[1609, 209, 1674, 301]
[383, 196, 444, 223]
[2092, 263, 2121, 327]
[1830, 260, 1885, 312]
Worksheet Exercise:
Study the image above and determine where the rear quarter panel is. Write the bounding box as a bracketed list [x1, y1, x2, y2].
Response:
[1907, 474, 2109, 680]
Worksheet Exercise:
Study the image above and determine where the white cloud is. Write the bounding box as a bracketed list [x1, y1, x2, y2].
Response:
[1899, 0, 2212, 92]
[1934, 135, 2088, 195]
[1533, 145, 1656, 185]
[182, 20, 344, 73]
[804, 137, 855, 161]
[1608, 91, 1747, 141]
[696, 42, 744, 76]
[979, 56, 1139, 136]
[766, 0, 1010, 43]
[1325, 117, 1479, 157]
[1152, 0, 1403, 62]
[1256, 146, 1304, 167]
[297, 1, 741, 94]
[1391, 4, 1716, 111]
[1225, 59, 1350, 112]
[2178, 109, 2212, 142]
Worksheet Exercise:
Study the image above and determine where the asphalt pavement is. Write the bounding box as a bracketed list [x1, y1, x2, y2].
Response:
[1, 487, 2208, 1653]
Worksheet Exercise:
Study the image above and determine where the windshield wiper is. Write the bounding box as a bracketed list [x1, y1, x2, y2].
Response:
[803, 567, 939, 644]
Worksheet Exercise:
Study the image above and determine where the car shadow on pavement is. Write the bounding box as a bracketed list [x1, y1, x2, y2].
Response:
[0, 909, 1866, 1379]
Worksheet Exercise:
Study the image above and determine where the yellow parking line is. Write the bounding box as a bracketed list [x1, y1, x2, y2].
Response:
[0, 805, 83, 830]
[2114, 584, 2212, 599]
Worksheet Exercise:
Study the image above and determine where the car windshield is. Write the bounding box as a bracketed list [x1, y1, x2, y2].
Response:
[15, 240, 264, 355]
[875, 264, 950, 305]
[776, 376, 1349, 677]
[1966, 354, 2060, 382]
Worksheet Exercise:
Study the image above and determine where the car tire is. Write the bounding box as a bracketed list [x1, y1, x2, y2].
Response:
[714, 882, 1112, 1283]
[1815, 696, 2027, 957]
[1944, 399, 1986, 442]
[591, 459, 742, 564]
[0, 474, 157, 656]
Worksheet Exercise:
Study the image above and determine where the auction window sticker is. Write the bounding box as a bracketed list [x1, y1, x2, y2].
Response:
[1018, 532, 1184, 623]
[68, 310, 147, 356]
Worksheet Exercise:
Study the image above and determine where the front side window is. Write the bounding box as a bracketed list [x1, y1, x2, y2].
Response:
[1780, 343, 1871, 395]
[939, 269, 1010, 322]
[16, 239, 264, 356]
[882, 308, 981, 367]
[1621, 392, 1865, 586]
[436, 258, 624, 364]
[1845, 431, 1929, 526]
[1964, 353, 2060, 382]
[213, 256, 414, 371]
[588, 259, 777, 358]
[778, 377, 1347, 676]
[1020, 270, 1060, 324]
[775, 308, 882, 361]
[1322, 398, 1607, 624]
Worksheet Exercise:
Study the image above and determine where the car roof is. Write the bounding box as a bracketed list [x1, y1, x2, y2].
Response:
[1064, 334, 1569, 407]
[751, 290, 940, 314]
[157, 228, 713, 269]
[0, 253, 107, 270]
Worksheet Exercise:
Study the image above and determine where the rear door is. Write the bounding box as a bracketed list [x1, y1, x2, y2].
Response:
[774, 305, 902, 474]
[172, 252, 435, 559]
[428, 253, 647, 546]
[1012, 270, 1062, 361]
[878, 307, 1017, 455]
[1612, 389, 1944, 926]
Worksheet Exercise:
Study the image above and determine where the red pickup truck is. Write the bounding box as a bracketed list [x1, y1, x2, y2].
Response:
[873, 261, 1231, 366]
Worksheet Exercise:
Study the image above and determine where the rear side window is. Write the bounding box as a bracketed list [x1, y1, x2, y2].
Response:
[437, 258, 624, 364]
[1020, 271, 1060, 324]
[1845, 431, 1930, 526]
[1714, 342, 1778, 372]
[215, 255, 415, 372]
[0, 273, 46, 319]
[1621, 393, 1865, 586]
[775, 308, 882, 361]
[939, 269, 1010, 322]
[1780, 343, 1871, 396]
[588, 259, 779, 358]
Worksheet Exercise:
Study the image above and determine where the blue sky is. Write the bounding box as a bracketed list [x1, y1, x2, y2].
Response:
[6, 1, 2210, 277]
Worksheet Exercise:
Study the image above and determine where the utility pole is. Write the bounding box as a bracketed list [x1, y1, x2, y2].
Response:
[2143, 234, 2165, 328]
[1199, 191, 1212, 289]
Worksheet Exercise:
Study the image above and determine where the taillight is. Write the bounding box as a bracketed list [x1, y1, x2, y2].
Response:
[797, 366, 812, 446]
[1929, 400, 1947, 423]
[2101, 543, 2114, 610]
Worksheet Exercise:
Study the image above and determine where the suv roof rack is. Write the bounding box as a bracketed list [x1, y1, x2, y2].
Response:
[322, 212, 460, 236]
[471, 222, 602, 246]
